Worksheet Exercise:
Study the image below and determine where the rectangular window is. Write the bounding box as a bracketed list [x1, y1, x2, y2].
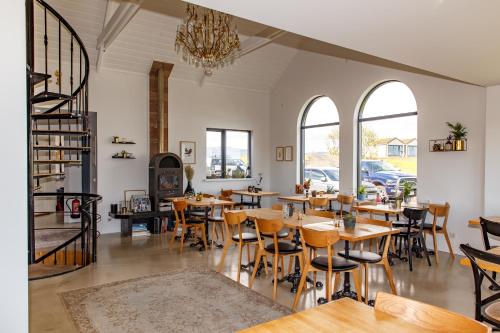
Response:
[387, 145, 403, 157]
[206, 129, 251, 179]
[407, 145, 417, 157]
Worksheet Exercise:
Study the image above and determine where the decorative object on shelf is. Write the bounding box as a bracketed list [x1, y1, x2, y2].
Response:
[432, 141, 443, 151]
[284, 146, 293, 161]
[276, 147, 284, 161]
[130, 194, 152, 213]
[184, 165, 195, 195]
[112, 136, 136, 144]
[113, 150, 135, 159]
[303, 178, 311, 198]
[357, 185, 366, 201]
[446, 121, 468, 151]
[180, 141, 196, 164]
[445, 136, 453, 151]
[175, 3, 240, 76]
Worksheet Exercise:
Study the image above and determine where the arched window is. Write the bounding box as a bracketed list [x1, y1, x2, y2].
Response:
[358, 81, 417, 199]
[300, 96, 340, 192]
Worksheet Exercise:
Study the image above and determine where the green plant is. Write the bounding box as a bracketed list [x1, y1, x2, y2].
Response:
[446, 122, 468, 140]
[184, 165, 194, 181]
[231, 168, 245, 179]
[357, 185, 366, 195]
[402, 181, 413, 198]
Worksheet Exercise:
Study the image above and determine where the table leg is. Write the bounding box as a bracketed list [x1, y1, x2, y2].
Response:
[257, 196, 261, 208]
[303, 202, 306, 213]
[329, 200, 333, 211]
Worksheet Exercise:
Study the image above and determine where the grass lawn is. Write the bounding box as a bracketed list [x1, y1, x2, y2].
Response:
[382, 157, 417, 175]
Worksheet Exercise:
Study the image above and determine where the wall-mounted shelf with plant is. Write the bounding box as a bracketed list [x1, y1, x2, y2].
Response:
[112, 136, 136, 144]
[429, 122, 468, 152]
[112, 150, 136, 159]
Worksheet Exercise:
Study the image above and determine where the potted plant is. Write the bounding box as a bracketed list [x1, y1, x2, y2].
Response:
[343, 213, 356, 229]
[446, 122, 468, 151]
[184, 165, 195, 195]
[357, 185, 366, 201]
[303, 179, 311, 198]
[444, 135, 453, 151]
[402, 181, 413, 203]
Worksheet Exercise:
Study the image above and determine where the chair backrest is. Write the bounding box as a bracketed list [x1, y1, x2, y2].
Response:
[428, 202, 450, 229]
[356, 216, 392, 256]
[374, 292, 490, 333]
[480, 217, 500, 250]
[337, 194, 354, 205]
[224, 211, 247, 242]
[220, 189, 234, 199]
[300, 226, 340, 249]
[202, 193, 214, 198]
[173, 200, 187, 225]
[271, 203, 283, 211]
[255, 218, 284, 234]
[460, 243, 500, 291]
[308, 197, 328, 209]
[402, 207, 427, 232]
[305, 209, 336, 219]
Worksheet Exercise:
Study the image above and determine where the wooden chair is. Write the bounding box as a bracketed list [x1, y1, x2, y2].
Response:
[190, 193, 215, 218]
[292, 226, 361, 311]
[396, 207, 431, 271]
[249, 218, 303, 300]
[375, 291, 491, 333]
[220, 189, 243, 209]
[217, 211, 260, 284]
[479, 217, 500, 289]
[336, 194, 354, 217]
[423, 202, 453, 263]
[308, 197, 329, 210]
[338, 216, 396, 303]
[271, 203, 283, 210]
[170, 200, 208, 254]
[207, 198, 233, 244]
[461, 243, 500, 329]
[305, 208, 336, 219]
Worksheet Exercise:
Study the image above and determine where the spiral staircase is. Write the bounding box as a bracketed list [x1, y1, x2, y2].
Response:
[27, 0, 101, 280]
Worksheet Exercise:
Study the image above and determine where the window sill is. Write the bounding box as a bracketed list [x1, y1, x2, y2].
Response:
[204, 178, 256, 183]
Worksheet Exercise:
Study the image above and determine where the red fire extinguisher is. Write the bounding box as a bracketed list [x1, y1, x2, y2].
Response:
[66, 198, 81, 219]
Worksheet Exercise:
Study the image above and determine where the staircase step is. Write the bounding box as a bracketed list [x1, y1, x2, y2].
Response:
[33, 160, 81, 164]
[33, 145, 90, 151]
[28, 263, 80, 280]
[33, 172, 65, 178]
[32, 129, 87, 135]
[29, 72, 51, 86]
[31, 91, 72, 104]
[31, 112, 79, 119]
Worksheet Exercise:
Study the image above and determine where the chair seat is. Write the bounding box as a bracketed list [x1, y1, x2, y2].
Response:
[483, 302, 500, 324]
[338, 250, 382, 264]
[190, 210, 211, 217]
[231, 232, 258, 243]
[422, 223, 443, 231]
[311, 256, 359, 272]
[265, 242, 302, 255]
[261, 229, 289, 239]
[208, 216, 224, 222]
[185, 219, 205, 225]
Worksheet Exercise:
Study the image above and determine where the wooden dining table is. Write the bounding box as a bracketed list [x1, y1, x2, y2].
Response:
[237, 208, 399, 300]
[238, 298, 441, 333]
[167, 197, 234, 249]
[233, 190, 280, 208]
[278, 193, 337, 212]
[468, 216, 500, 226]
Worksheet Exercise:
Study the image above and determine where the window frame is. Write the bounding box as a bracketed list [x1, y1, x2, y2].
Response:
[300, 96, 340, 183]
[206, 128, 252, 179]
[357, 80, 418, 187]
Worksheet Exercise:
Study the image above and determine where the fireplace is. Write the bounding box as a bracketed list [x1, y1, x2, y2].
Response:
[149, 153, 183, 210]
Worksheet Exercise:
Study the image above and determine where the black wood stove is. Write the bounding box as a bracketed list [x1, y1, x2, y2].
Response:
[149, 153, 183, 211]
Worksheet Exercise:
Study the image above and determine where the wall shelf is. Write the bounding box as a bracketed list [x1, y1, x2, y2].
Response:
[429, 138, 467, 152]
[112, 156, 136, 159]
[112, 141, 136, 144]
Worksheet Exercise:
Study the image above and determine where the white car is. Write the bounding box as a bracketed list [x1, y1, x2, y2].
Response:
[304, 167, 379, 199]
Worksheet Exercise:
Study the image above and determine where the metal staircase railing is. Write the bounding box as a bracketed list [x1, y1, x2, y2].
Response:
[27, 0, 100, 278]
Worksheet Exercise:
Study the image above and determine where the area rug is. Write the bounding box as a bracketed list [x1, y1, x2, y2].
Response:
[60, 269, 290, 333]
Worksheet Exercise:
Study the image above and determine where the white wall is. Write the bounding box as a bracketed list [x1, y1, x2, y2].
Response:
[168, 79, 271, 201]
[90, 70, 271, 234]
[485, 85, 500, 215]
[0, 2, 28, 332]
[270, 50, 486, 253]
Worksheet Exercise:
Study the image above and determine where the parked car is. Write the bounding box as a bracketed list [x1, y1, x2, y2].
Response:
[210, 158, 247, 176]
[360, 160, 417, 198]
[304, 167, 379, 200]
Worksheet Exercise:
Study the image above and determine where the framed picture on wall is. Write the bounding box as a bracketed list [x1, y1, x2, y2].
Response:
[276, 147, 284, 161]
[180, 141, 196, 164]
[285, 146, 293, 161]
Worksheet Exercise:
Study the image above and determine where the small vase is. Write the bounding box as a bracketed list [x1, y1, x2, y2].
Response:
[185, 180, 194, 195]
[454, 139, 464, 151]
[358, 193, 366, 201]
[305, 190, 309, 198]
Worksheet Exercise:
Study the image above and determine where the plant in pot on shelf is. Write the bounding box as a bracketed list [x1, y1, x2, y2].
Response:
[357, 185, 366, 201]
[303, 179, 311, 198]
[184, 165, 195, 195]
[446, 121, 468, 151]
[444, 136, 453, 151]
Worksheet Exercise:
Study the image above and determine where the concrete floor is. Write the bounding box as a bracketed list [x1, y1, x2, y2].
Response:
[29, 232, 481, 332]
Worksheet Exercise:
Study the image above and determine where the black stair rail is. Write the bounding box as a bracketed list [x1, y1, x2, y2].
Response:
[27, 0, 96, 273]
[30, 192, 102, 280]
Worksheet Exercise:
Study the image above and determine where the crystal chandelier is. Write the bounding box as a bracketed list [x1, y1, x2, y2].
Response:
[175, 4, 240, 76]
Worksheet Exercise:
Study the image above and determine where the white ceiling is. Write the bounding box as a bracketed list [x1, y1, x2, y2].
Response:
[188, 0, 500, 87]
[42, 0, 298, 92]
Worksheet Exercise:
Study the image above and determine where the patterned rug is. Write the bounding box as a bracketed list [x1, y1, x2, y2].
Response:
[60, 269, 290, 333]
